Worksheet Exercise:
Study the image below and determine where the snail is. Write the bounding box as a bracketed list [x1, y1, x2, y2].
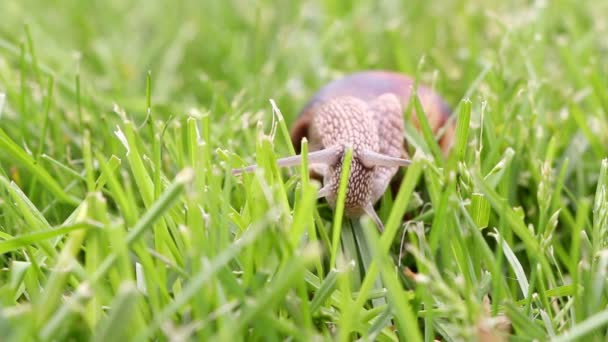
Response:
[234, 71, 454, 231]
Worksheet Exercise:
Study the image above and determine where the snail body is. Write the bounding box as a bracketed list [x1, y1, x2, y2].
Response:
[235, 71, 454, 231]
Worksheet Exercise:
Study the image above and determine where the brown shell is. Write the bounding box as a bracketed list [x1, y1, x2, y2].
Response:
[290, 70, 455, 155]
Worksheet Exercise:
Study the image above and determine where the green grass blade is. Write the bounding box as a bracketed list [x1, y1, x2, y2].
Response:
[0, 128, 79, 205]
[0, 222, 99, 254]
[330, 146, 353, 267]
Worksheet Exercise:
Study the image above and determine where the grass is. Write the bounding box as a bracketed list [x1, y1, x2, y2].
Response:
[0, 0, 608, 340]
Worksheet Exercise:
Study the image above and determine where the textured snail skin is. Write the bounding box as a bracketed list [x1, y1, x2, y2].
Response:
[290, 71, 454, 219]
[306, 94, 404, 217]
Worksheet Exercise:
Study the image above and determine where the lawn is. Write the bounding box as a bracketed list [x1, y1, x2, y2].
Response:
[1, 0, 608, 340]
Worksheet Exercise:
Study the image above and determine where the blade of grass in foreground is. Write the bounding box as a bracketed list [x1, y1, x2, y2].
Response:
[353, 158, 422, 306]
[504, 302, 547, 340]
[449, 98, 472, 170]
[39, 168, 194, 339]
[552, 309, 608, 342]
[230, 245, 320, 338]
[413, 93, 444, 164]
[330, 146, 354, 267]
[309, 269, 339, 313]
[337, 251, 356, 342]
[0, 221, 101, 254]
[92, 282, 141, 342]
[133, 214, 277, 341]
[0, 128, 80, 205]
[362, 219, 422, 342]
[592, 159, 608, 255]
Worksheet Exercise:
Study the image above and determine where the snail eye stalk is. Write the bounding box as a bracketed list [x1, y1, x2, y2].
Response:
[232, 145, 341, 175]
[359, 149, 412, 168]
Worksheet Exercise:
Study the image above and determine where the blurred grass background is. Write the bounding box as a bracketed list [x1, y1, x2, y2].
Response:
[1, 0, 608, 340]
